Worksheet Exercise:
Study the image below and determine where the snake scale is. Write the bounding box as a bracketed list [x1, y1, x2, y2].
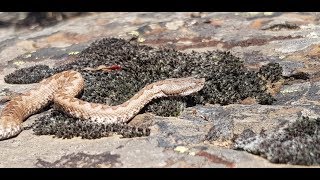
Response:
[0, 70, 205, 140]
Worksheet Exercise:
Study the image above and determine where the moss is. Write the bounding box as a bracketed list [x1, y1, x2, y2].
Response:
[262, 23, 300, 31]
[5, 38, 283, 139]
[258, 62, 283, 82]
[4, 65, 53, 84]
[234, 116, 320, 165]
[32, 110, 150, 139]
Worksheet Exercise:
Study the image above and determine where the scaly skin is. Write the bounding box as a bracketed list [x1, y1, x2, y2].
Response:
[0, 70, 205, 140]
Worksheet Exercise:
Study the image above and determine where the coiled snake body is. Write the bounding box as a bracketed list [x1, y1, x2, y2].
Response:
[0, 70, 205, 140]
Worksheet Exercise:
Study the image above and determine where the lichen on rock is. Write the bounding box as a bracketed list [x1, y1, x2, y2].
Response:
[4, 65, 53, 84]
[234, 116, 320, 165]
[4, 37, 283, 139]
[32, 110, 150, 139]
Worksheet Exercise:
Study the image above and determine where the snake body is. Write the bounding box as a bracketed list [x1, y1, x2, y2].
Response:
[0, 70, 205, 140]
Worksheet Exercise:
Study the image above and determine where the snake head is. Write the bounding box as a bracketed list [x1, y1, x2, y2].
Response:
[0, 117, 22, 140]
[160, 77, 205, 96]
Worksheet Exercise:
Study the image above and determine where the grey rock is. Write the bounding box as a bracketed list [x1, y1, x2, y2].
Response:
[1, 12, 320, 167]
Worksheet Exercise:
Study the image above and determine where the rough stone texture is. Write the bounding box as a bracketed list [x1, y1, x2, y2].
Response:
[233, 116, 320, 165]
[1, 12, 320, 167]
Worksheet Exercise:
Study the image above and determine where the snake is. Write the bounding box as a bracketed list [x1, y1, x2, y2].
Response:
[0, 70, 205, 140]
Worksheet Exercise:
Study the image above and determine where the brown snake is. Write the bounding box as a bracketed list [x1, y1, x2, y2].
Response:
[0, 70, 205, 140]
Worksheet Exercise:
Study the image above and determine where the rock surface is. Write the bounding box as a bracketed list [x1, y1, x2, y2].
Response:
[1, 12, 320, 167]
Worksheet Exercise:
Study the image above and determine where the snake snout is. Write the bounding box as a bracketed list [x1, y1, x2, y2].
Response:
[0, 125, 22, 140]
[0, 118, 23, 140]
[179, 77, 205, 96]
[162, 77, 205, 96]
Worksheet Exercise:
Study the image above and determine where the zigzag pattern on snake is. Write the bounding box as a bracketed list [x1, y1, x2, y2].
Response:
[0, 70, 205, 140]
